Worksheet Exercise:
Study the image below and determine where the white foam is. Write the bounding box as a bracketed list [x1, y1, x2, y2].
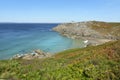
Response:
[84, 40, 88, 43]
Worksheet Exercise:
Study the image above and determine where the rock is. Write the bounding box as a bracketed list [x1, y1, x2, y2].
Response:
[34, 50, 43, 55]
[53, 21, 119, 46]
[12, 54, 24, 59]
[12, 49, 52, 60]
[53, 22, 104, 40]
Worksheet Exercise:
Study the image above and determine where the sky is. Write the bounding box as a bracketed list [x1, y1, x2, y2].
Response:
[0, 0, 120, 23]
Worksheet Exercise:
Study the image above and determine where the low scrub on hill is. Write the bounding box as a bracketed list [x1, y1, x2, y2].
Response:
[0, 40, 120, 80]
[89, 21, 120, 37]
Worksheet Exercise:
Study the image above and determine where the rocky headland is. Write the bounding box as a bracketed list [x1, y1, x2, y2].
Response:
[53, 21, 120, 46]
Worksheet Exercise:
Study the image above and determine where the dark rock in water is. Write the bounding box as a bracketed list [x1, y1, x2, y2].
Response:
[12, 49, 52, 60]
[35, 50, 44, 55]
[12, 54, 25, 59]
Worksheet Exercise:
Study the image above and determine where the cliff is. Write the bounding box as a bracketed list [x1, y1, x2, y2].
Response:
[53, 21, 120, 45]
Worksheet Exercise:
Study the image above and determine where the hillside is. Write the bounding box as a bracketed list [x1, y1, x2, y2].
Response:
[0, 40, 120, 80]
[53, 21, 120, 45]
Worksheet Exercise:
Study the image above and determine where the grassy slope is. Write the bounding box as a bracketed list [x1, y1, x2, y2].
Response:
[0, 40, 120, 80]
[89, 21, 120, 37]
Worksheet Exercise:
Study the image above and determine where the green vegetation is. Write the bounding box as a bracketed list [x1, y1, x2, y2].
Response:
[89, 21, 120, 37]
[0, 40, 120, 80]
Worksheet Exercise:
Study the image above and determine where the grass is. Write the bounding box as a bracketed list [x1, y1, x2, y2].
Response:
[0, 40, 120, 80]
[89, 21, 120, 37]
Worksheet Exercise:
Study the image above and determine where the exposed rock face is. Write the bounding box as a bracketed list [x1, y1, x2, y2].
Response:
[53, 22, 102, 39]
[12, 50, 51, 60]
[53, 21, 120, 46]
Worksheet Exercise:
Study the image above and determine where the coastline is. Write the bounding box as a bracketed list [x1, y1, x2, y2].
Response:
[11, 21, 120, 60]
[53, 21, 120, 46]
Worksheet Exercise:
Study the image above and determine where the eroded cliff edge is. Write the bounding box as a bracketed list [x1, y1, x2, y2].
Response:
[53, 21, 120, 46]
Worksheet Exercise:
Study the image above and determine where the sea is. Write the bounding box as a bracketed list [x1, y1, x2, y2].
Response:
[0, 23, 85, 59]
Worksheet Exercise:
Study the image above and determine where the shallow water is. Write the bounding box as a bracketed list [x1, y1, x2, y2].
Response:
[0, 23, 85, 59]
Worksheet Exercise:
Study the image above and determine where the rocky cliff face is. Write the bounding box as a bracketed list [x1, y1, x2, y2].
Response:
[53, 21, 120, 45]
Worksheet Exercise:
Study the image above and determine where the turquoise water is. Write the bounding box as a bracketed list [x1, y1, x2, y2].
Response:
[0, 23, 85, 59]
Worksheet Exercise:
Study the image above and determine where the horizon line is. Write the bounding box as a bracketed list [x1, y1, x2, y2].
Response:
[0, 20, 120, 23]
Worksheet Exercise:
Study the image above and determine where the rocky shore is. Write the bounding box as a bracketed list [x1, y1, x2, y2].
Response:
[12, 50, 51, 60]
[53, 21, 120, 46]
[12, 21, 120, 60]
